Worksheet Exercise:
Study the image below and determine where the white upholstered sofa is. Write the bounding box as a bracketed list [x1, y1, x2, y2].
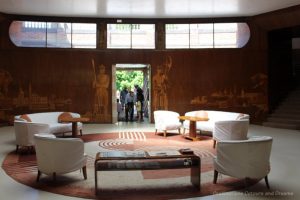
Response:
[183, 110, 249, 136]
[14, 112, 83, 152]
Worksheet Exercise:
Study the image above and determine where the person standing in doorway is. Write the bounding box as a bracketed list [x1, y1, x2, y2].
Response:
[136, 100, 142, 122]
[125, 91, 135, 122]
[117, 99, 122, 121]
[120, 86, 128, 110]
[134, 84, 144, 121]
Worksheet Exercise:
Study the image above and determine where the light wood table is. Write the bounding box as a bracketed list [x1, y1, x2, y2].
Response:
[60, 117, 89, 137]
[178, 116, 209, 141]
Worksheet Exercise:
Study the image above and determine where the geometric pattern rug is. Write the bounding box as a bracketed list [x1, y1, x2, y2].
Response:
[2, 132, 259, 200]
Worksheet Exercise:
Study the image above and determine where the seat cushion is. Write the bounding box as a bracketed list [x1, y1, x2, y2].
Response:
[49, 122, 83, 135]
[49, 123, 72, 135]
[161, 122, 182, 131]
[196, 121, 214, 132]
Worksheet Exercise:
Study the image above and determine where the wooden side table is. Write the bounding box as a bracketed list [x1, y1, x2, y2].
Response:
[60, 117, 89, 137]
[178, 116, 209, 141]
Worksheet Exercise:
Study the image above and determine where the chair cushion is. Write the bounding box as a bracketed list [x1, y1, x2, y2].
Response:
[20, 114, 32, 122]
[58, 112, 73, 123]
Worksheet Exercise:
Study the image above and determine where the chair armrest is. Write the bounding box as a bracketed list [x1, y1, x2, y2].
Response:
[14, 121, 51, 146]
[14, 121, 50, 134]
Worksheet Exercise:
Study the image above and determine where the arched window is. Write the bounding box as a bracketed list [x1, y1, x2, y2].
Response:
[9, 21, 96, 49]
[166, 23, 250, 49]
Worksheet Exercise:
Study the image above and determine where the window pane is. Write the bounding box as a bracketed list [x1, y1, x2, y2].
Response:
[132, 24, 155, 49]
[47, 22, 71, 48]
[166, 24, 189, 49]
[214, 23, 241, 48]
[9, 21, 46, 47]
[72, 23, 96, 48]
[107, 24, 131, 49]
[190, 24, 213, 48]
[236, 23, 251, 48]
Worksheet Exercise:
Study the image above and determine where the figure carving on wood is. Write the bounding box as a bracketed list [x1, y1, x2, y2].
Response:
[251, 73, 268, 95]
[0, 69, 12, 96]
[92, 60, 110, 117]
[153, 56, 172, 111]
[189, 72, 268, 121]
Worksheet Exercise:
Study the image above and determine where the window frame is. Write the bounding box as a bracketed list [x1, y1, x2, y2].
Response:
[165, 22, 250, 49]
[107, 23, 155, 49]
[9, 21, 97, 49]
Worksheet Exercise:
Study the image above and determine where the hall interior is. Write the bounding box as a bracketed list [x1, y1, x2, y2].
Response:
[1, 1, 300, 199]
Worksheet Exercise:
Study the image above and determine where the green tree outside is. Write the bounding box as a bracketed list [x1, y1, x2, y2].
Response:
[116, 70, 144, 91]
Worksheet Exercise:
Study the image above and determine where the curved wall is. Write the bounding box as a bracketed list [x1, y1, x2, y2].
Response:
[1, 6, 299, 124]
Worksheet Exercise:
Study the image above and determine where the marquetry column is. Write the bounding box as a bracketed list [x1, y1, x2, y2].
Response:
[156, 22, 165, 50]
[97, 22, 107, 49]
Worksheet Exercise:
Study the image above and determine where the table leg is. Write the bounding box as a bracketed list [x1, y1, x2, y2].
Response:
[72, 122, 78, 137]
[95, 164, 98, 195]
[190, 157, 201, 190]
[189, 121, 197, 138]
[184, 121, 200, 141]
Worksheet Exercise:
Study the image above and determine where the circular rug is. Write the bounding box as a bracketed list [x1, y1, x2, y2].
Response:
[2, 132, 259, 200]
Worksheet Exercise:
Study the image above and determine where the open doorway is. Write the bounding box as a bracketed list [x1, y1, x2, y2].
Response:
[111, 64, 151, 124]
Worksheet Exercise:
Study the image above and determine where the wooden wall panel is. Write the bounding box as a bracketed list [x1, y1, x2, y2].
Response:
[0, 47, 268, 124]
[253, 5, 300, 31]
[2, 6, 300, 124]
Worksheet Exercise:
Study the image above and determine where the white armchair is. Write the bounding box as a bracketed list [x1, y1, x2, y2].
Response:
[213, 136, 273, 189]
[213, 119, 249, 148]
[34, 134, 87, 181]
[154, 110, 182, 137]
[14, 121, 50, 153]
